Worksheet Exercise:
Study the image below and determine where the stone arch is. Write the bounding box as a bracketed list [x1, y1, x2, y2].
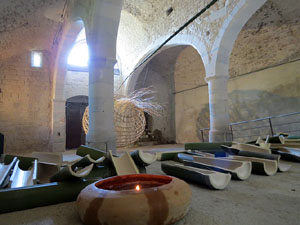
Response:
[126, 34, 208, 95]
[126, 44, 206, 144]
[51, 18, 84, 152]
[204, 0, 267, 142]
[208, 0, 267, 77]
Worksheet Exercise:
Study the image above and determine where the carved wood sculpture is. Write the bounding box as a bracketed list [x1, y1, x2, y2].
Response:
[273, 147, 300, 162]
[0, 156, 17, 188]
[221, 145, 291, 172]
[50, 156, 94, 182]
[109, 151, 140, 175]
[156, 150, 186, 161]
[185, 151, 278, 176]
[177, 154, 251, 180]
[9, 159, 38, 188]
[130, 150, 157, 166]
[226, 156, 278, 176]
[230, 142, 271, 154]
[161, 161, 231, 190]
[32, 152, 62, 166]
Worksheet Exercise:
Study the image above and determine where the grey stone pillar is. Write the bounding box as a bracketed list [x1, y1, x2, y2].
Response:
[205, 75, 230, 142]
[52, 98, 66, 152]
[85, 0, 123, 152]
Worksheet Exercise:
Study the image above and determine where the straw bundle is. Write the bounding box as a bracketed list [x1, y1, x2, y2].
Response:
[82, 87, 162, 147]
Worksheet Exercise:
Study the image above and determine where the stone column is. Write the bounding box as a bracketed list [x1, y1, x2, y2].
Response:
[205, 75, 230, 142]
[85, 0, 123, 152]
[52, 98, 66, 152]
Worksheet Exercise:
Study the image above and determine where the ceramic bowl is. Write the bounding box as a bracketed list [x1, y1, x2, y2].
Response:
[76, 174, 191, 225]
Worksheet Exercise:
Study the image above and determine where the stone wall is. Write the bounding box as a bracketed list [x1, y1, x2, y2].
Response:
[228, 60, 300, 142]
[133, 47, 184, 142]
[65, 70, 89, 100]
[120, 0, 242, 76]
[129, 44, 300, 144]
[131, 45, 207, 144]
[0, 51, 52, 154]
[0, 61, 123, 154]
[174, 46, 207, 143]
[195, 60, 300, 142]
[64, 70, 124, 100]
[172, 45, 300, 144]
[230, 0, 300, 77]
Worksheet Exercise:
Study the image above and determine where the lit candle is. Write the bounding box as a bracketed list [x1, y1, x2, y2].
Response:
[135, 185, 141, 191]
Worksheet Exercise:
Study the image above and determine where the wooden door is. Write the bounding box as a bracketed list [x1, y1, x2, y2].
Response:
[66, 98, 88, 149]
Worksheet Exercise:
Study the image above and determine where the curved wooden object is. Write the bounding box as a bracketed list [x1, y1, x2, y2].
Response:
[275, 147, 300, 162]
[228, 156, 277, 176]
[76, 174, 191, 225]
[277, 159, 291, 172]
[50, 160, 94, 182]
[130, 150, 157, 166]
[76, 145, 106, 160]
[179, 154, 251, 180]
[231, 142, 271, 154]
[109, 151, 139, 175]
[221, 145, 291, 172]
[9, 159, 38, 188]
[161, 162, 231, 190]
[32, 152, 62, 166]
[0, 157, 17, 188]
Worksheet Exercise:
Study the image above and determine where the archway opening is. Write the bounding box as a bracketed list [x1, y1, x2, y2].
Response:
[228, 0, 300, 141]
[65, 95, 88, 149]
[129, 45, 206, 144]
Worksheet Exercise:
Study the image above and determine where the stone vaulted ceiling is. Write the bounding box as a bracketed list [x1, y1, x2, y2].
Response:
[0, 0, 299, 66]
[0, 0, 65, 62]
[230, 0, 300, 76]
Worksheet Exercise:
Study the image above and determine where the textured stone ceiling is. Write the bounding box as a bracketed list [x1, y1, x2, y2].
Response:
[123, 0, 178, 23]
[230, 0, 300, 77]
[0, 0, 299, 63]
[0, 0, 65, 62]
[243, 0, 300, 29]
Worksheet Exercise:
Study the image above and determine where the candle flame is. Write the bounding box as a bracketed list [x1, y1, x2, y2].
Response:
[135, 185, 141, 191]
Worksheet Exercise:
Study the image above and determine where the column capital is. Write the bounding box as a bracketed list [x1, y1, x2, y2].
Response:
[89, 56, 117, 68]
[205, 75, 229, 83]
[53, 98, 66, 103]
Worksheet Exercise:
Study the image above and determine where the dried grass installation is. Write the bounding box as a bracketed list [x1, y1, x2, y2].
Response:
[82, 87, 162, 148]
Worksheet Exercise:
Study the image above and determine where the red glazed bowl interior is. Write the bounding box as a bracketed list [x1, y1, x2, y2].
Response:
[95, 174, 173, 191]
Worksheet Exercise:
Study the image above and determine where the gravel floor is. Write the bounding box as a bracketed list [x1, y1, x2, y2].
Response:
[0, 156, 299, 225]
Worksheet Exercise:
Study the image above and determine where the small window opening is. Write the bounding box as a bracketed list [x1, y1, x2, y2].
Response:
[114, 62, 120, 76]
[31, 51, 42, 68]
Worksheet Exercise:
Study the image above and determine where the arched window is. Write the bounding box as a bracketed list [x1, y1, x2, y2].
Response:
[67, 28, 121, 76]
[68, 29, 89, 70]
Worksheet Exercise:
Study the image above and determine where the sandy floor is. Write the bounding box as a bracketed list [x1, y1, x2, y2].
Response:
[1, 145, 300, 225]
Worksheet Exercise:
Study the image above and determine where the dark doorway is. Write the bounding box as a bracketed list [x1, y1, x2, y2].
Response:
[66, 96, 88, 149]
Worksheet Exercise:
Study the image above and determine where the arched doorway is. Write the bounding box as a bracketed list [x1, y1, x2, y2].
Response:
[65, 95, 88, 149]
[226, 0, 300, 141]
[128, 45, 207, 144]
